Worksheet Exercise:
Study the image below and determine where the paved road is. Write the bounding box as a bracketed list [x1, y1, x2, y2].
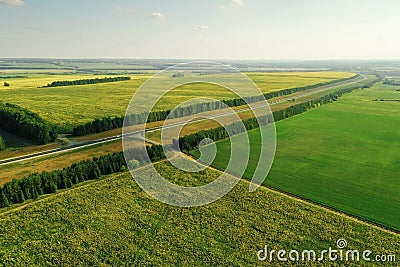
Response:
[0, 74, 367, 166]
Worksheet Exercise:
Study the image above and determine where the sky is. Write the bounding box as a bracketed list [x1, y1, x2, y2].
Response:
[0, 0, 399, 59]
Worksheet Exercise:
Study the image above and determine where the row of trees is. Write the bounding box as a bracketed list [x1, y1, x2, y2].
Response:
[73, 117, 125, 136]
[172, 73, 185, 78]
[73, 111, 170, 136]
[174, 80, 375, 152]
[363, 77, 382, 88]
[0, 135, 5, 151]
[72, 104, 231, 136]
[72, 75, 360, 137]
[0, 75, 26, 79]
[383, 79, 400, 86]
[222, 74, 360, 107]
[0, 102, 58, 144]
[172, 115, 273, 152]
[43, 76, 131, 88]
[0, 144, 165, 208]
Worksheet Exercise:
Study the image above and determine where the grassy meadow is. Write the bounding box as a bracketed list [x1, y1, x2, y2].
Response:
[0, 159, 398, 266]
[0, 72, 353, 130]
[192, 82, 400, 230]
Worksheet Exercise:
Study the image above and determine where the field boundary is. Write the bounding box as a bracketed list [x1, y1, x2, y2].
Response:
[182, 153, 400, 236]
[1, 155, 399, 238]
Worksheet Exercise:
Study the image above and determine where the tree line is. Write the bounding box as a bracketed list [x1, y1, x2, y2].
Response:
[42, 76, 131, 88]
[222, 74, 360, 107]
[383, 79, 400, 86]
[363, 78, 382, 88]
[174, 78, 378, 152]
[1, 75, 26, 79]
[72, 75, 359, 137]
[172, 115, 273, 152]
[73, 111, 169, 136]
[0, 102, 58, 144]
[72, 105, 229, 136]
[0, 144, 165, 208]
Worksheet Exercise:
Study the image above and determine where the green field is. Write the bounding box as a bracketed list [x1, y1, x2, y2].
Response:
[0, 72, 353, 129]
[192, 82, 400, 230]
[0, 159, 398, 266]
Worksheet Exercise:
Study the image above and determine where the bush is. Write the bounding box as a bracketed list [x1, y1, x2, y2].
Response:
[128, 160, 140, 169]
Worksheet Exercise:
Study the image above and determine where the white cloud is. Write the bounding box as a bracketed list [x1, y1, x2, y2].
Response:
[230, 0, 245, 7]
[0, 0, 25, 7]
[196, 25, 209, 31]
[115, 6, 135, 13]
[151, 12, 165, 19]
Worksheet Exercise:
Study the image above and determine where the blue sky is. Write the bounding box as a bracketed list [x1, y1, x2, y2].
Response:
[0, 0, 399, 59]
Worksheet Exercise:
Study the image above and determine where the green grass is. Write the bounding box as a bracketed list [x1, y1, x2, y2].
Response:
[192, 83, 400, 230]
[0, 74, 150, 129]
[0, 72, 352, 130]
[0, 159, 398, 266]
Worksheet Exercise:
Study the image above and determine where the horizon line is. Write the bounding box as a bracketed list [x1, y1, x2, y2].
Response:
[1, 57, 400, 61]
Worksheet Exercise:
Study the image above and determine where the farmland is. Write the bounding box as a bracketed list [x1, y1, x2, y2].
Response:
[0, 140, 130, 186]
[145, 74, 376, 144]
[0, 74, 150, 129]
[192, 82, 400, 230]
[3, 0, 400, 264]
[0, 64, 397, 265]
[0, 72, 353, 129]
[0, 159, 398, 266]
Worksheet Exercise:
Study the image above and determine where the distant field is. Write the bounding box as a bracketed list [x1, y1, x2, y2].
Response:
[0, 60, 159, 72]
[0, 72, 353, 130]
[246, 71, 353, 92]
[0, 159, 398, 266]
[192, 83, 400, 230]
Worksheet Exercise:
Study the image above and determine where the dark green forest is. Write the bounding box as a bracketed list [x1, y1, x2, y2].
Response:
[0, 102, 58, 144]
[43, 76, 131, 88]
